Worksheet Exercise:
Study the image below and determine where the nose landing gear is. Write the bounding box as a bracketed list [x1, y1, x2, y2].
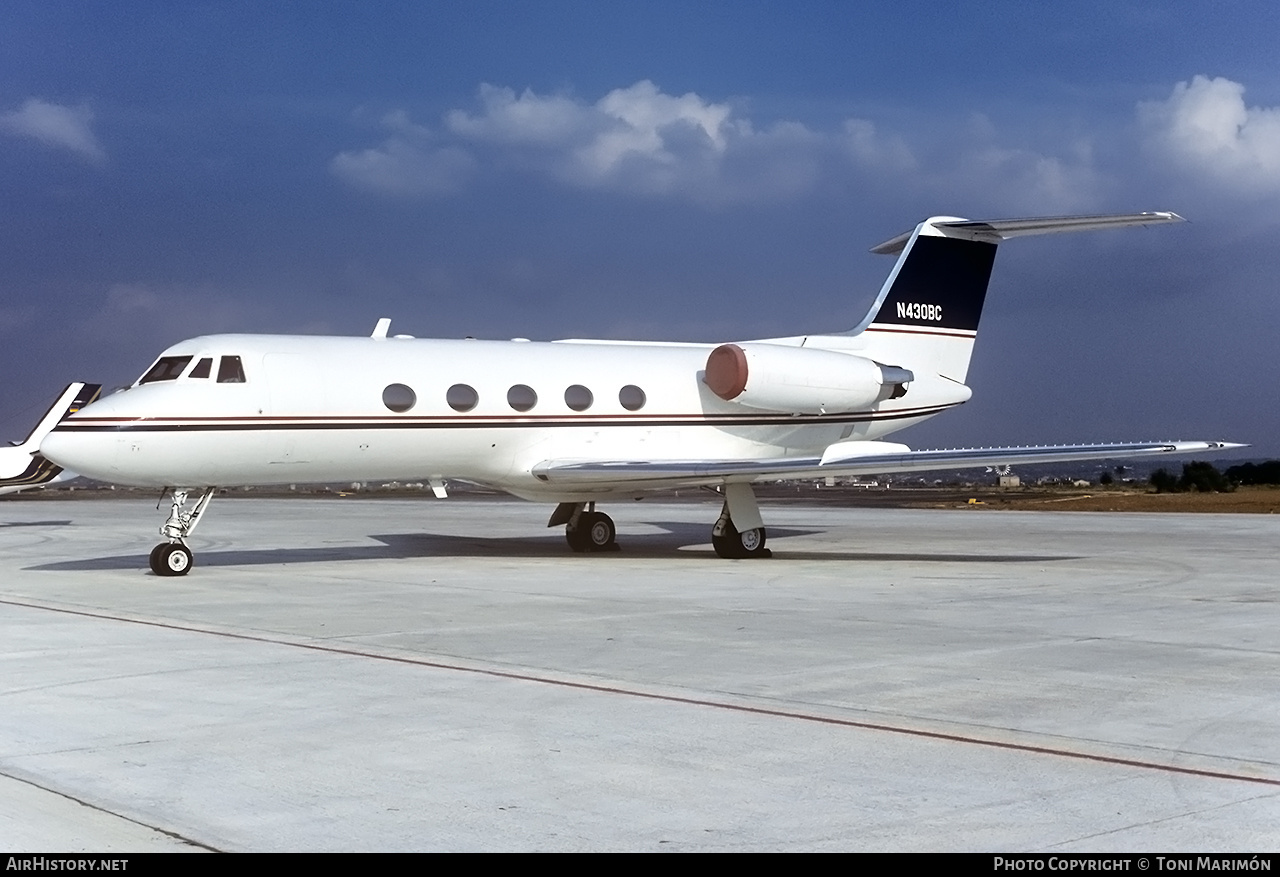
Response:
[149, 488, 215, 576]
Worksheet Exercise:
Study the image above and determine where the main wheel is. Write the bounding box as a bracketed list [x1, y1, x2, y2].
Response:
[566, 511, 617, 552]
[585, 511, 616, 551]
[738, 526, 767, 555]
[711, 520, 769, 559]
[154, 543, 194, 577]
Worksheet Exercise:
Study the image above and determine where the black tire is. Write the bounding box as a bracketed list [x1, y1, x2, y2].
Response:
[566, 519, 592, 552]
[566, 511, 617, 553]
[148, 543, 167, 575]
[155, 543, 194, 577]
[711, 519, 769, 559]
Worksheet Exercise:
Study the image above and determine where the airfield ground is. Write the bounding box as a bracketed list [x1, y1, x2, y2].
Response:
[1, 497, 1277, 851]
[782, 484, 1280, 514]
[18, 482, 1280, 514]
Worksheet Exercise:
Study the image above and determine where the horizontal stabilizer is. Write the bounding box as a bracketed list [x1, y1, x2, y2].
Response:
[870, 212, 1184, 255]
[533, 441, 1245, 489]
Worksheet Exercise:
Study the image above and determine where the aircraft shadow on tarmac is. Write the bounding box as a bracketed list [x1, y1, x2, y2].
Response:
[26, 520, 1078, 571]
[0, 520, 73, 528]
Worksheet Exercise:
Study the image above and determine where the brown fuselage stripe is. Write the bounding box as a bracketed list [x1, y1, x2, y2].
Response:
[52, 404, 960, 433]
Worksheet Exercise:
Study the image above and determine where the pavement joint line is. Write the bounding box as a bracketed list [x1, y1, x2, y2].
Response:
[0, 767, 222, 852]
[1042, 790, 1280, 850]
[5, 595, 1279, 790]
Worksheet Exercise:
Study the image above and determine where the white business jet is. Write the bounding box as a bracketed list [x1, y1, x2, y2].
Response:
[1, 383, 101, 496]
[40, 212, 1241, 575]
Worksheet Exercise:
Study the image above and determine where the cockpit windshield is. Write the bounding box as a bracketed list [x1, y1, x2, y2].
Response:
[217, 355, 246, 383]
[138, 356, 193, 384]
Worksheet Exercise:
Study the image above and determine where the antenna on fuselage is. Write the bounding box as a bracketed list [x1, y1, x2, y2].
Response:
[371, 317, 391, 339]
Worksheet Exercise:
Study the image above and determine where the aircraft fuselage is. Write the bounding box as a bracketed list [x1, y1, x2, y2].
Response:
[41, 333, 966, 500]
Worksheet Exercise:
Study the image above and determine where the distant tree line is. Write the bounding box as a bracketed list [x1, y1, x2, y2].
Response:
[1224, 460, 1280, 485]
[1148, 460, 1280, 493]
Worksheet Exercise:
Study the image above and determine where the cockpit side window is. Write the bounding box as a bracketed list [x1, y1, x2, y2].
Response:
[189, 357, 213, 379]
[217, 355, 246, 383]
[139, 356, 193, 384]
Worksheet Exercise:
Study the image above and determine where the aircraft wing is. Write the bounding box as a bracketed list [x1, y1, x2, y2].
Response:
[532, 440, 1245, 489]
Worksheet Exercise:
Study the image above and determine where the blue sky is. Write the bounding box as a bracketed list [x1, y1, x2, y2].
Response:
[3, 2, 1279, 455]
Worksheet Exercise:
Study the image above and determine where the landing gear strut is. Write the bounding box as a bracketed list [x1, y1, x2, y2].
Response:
[149, 488, 215, 577]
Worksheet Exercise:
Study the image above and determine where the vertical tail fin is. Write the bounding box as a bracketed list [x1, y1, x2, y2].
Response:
[862, 218, 998, 336]
[825, 212, 1184, 382]
[1, 382, 102, 495]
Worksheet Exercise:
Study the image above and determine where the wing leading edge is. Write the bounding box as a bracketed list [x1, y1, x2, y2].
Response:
[532, 440, 1245, 489]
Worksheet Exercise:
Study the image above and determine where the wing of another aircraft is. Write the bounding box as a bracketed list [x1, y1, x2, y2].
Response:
[532, 440, 1245, 489]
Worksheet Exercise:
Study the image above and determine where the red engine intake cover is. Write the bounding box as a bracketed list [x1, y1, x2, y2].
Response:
[704, 344, 749, 401]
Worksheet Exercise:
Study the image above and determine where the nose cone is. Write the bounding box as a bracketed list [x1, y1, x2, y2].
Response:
[40, 397, 119, 482]
[40, 427, 111, 482]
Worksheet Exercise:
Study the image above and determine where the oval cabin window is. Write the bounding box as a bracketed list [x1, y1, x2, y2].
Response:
[564, 384, 593, 412]
[446, 384, 478, 412]
[507, 384, 537, 412]
[382, 383, 416, 413]
[619, 384, 646, 411]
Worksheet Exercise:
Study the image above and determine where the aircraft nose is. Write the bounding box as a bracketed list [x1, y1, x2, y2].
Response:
[40, 394, 123, 481]
[40, 427, 112, 479]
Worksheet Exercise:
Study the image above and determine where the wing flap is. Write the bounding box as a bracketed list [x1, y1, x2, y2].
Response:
[532, 441, 1245, 489]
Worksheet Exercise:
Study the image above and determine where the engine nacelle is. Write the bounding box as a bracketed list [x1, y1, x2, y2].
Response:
[704, 343, 913, 414]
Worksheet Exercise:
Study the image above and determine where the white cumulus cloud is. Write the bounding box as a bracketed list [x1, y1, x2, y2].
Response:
[949, 145, 1101, 213]
[331, 111, 476, 197]
[345, 81, 855, 203]
[445, 84, 590, 145]
[333, 80, 1143, 210]
[578, 80, 732, 176]
[444, 80, 742, 198]
[0, 98, 106, 163]
[841, 119, 915, 173]
[1140, 75, 1280, 190]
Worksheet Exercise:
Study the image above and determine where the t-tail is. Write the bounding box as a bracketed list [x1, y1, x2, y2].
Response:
[812, 212, 1184, 383]
[0, 382, 102, 496]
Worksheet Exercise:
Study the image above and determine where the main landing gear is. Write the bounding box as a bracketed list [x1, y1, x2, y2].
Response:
[149, 488, 215, 577]
[711, 504, 770, 559]
[548, 482, 772, 559]
[551, 501, 620, 553]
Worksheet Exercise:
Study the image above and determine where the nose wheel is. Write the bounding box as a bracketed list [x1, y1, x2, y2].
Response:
[148, 487, 215, 577]
[149, 542, 194, 576]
